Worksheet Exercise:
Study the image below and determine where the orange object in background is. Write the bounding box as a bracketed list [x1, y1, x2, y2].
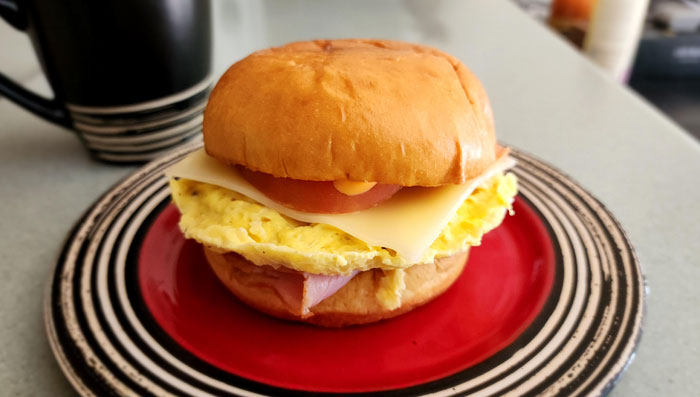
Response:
[551, 0, 595, 21]
[549, 0, 597, 47]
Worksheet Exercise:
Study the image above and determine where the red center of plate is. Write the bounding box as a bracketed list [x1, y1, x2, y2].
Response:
[139, 197, 555, 393]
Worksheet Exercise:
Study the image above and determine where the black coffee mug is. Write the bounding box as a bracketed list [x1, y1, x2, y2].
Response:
[0, 0, 212, 162]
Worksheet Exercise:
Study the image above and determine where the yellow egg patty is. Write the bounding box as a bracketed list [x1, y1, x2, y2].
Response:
[169, 173, 517, 275]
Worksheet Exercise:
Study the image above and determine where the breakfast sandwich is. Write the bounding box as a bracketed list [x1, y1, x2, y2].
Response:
[166, 39, 518, 327]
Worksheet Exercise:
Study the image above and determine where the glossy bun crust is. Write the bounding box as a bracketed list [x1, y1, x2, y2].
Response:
[204, 247, 469, 327]
[203, 39, 496, 187]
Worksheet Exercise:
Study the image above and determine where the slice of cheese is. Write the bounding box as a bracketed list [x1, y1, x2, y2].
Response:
[165, 149, 515, 263]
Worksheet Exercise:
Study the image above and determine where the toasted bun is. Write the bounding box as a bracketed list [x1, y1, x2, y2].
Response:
[203, 39, 496, 187]
[204, 247, 469, 327]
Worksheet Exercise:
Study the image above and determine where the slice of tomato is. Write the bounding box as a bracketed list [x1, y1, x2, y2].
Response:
[237, 166, 402, 214]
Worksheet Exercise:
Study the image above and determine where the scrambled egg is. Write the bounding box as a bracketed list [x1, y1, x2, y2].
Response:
[376, 269, 406, 310]
[169, 173, 518, 276]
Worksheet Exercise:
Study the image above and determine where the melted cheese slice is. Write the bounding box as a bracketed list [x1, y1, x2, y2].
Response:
[165, 149, 515, 263]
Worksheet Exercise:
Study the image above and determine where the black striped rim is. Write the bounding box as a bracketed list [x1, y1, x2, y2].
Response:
[45, 143, 645, 397]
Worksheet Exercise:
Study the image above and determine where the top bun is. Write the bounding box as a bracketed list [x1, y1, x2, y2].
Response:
[203, 39, 497, 187]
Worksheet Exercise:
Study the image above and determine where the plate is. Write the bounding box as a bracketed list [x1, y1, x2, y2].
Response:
[45, 143, 645, 396]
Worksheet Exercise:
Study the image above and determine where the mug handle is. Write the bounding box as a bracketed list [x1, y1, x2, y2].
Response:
[0, 0, 71, 127]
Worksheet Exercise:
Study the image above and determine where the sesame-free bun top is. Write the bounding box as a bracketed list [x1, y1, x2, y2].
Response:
[203, 39, 497, 187]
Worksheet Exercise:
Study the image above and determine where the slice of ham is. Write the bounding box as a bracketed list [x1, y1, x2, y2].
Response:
[229, 258, 358, 316]
[301, 271, 359, 312]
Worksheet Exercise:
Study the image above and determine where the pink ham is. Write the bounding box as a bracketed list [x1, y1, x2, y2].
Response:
[229, 258, 358, 316]
[301, 271, 359, 313]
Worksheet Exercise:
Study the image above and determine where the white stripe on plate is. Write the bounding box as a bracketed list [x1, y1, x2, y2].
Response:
[435, 181, 590, 396]
[60, 190, 149, 396]
[44, 271, 98, 397]
[562, 181, 640, 396]
[81, 180, 179, 396]
[104, 185, 264, 396]
[490, 173, 604, 396]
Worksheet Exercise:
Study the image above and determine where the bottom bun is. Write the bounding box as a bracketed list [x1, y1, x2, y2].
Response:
[204, 247, 469, 327]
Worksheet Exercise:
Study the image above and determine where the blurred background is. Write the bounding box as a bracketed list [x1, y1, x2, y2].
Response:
[514, 0, 700, 140]
[2, 0, 699, 141]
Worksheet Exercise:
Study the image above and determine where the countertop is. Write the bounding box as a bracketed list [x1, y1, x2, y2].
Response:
[1, 1, 699, 396]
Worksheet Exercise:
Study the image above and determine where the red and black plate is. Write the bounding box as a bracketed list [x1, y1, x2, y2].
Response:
[45, 143, 645, 397]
